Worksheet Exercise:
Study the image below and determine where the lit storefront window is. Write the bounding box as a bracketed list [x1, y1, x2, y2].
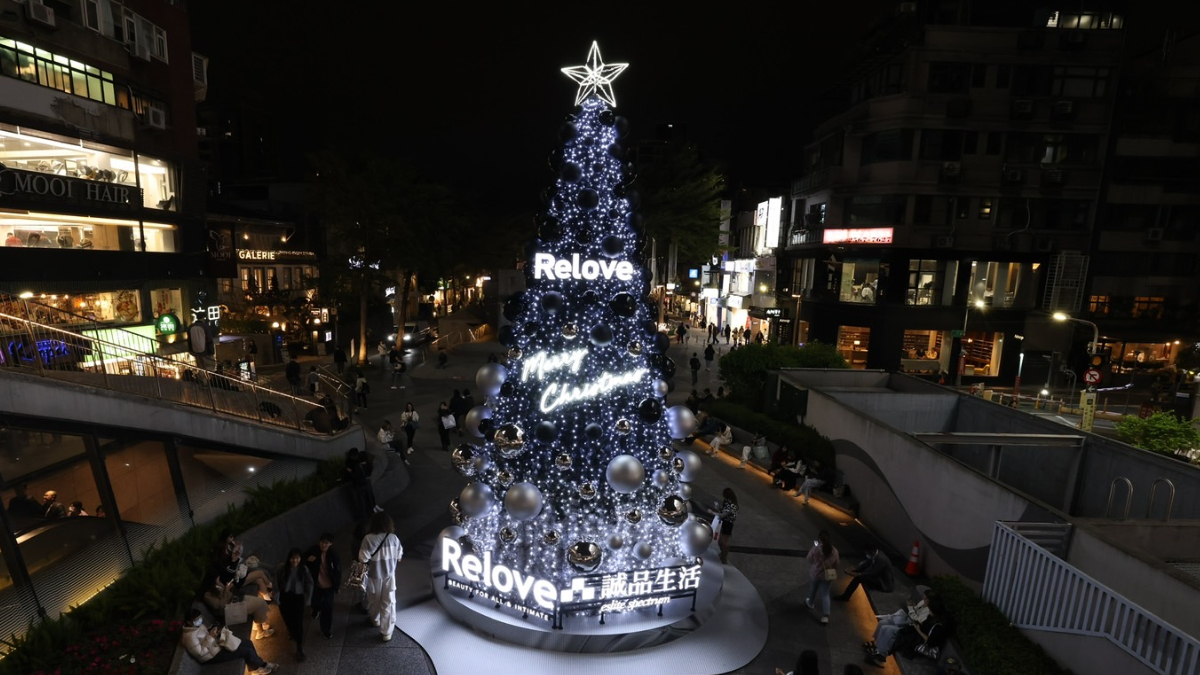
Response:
[0, 213, 178, 252]
[837, 325, 871, 368]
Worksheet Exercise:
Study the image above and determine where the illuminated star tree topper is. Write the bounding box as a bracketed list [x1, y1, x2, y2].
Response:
[561, 40, 629, 107]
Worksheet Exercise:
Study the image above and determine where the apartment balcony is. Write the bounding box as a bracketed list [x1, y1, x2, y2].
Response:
[0, 76, 136, 142]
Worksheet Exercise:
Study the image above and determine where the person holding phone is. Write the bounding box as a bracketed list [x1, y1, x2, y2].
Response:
[805, 530, 840, 625]
[180, 607, 276, 675]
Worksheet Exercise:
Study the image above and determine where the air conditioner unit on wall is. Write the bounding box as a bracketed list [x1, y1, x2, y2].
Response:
[26, 1, 55, 27]
[129, 41, 151, 62]
[1145, 227, 1164, 242]
[934, 235, 956, 248]
[145, 106, 166, 129]
[1034, 236, 1055, 252]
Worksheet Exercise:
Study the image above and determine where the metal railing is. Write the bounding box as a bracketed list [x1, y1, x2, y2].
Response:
[983, 521, 1200, 675]
[413, 325, 491, 365]
[0, 310, 339, 435]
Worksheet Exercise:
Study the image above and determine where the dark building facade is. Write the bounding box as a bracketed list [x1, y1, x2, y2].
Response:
[0, 0, 208, 341]
[782, 7, 1125, 389]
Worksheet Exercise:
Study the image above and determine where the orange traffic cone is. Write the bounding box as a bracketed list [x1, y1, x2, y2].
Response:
[905, 541, 922, 577]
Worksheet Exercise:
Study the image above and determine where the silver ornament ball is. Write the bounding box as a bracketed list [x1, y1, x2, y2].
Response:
[451, 445, 478, 477]
[607, 533, 624, 550]
[657, 495, 688, 526]
[605, 454, 645, 493]
[635, 542, 653, 559]
[463, 405, 493, 438]
[499, 527, 516, 543]
[578, 481, 598, 500]
[503, 481, 544, 521]
[666, 405, 698, 439]
[555, 453, 573, 471]
[475, 363, 508, 397]
[615, 418, 632, 435]
[680, 517, 713, 556]
[567, 541, 602, 572]
[459, 482, 495, 517]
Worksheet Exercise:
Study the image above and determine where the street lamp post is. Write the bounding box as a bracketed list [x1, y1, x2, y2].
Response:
[1053, 312, 1099, 356]
[955, 299, 986, 388]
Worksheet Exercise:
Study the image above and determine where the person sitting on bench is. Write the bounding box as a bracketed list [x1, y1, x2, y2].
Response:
[704, 423, 733, 457]
[738, 431, 768, 469]
[835, 544, 895, 602]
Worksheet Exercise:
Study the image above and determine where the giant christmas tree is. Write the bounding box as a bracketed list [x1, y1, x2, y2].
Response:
[439, 42, 712, 625]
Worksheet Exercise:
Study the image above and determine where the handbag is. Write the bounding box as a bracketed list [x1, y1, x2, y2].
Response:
[407, 415, 420, 431]
[223, 600, 248, 626]
[710, 515, 721, 539]
[824, 566, 838, 582]
[441, 414, 455, 429]
[344, 534, 388, 590]
[218, 626, 241, 651]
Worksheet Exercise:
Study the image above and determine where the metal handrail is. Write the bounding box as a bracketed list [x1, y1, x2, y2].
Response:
[1146, 479, 1176, 522]
[1105, 477, 1134, 521]
[0, 310, 340, 435]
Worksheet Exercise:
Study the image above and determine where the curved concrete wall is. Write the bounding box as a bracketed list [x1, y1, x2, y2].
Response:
[0, 370, 366, 459]
[806, 387, 1061, 583]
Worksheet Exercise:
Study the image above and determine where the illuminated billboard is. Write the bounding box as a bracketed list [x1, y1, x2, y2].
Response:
[822, 227, 894, 245]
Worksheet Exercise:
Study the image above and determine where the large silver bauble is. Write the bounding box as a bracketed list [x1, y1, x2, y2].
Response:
[615, 418, 632, 435]
[459, 482, 495, 517]
[439, 525, 466, 545]
[607, 533, 624, 550]
[625, 509, 642, 524]
[658, 495, 688, 526]
[658, 445, 675, 461]
[544, 530, 561, 546]
[499, 527, 516, 544]
[496, 469, 515, 487]
[672, 449, 702, 482]
[635, 542, 653, 559]
[680, 517, 713, 556]
[679, 483, 693, 499]
[578, 481, 598, 500]
[567, 541, 602, 572]
[474, 454, 493, 475]
[451, 445, 477, 476]
[494, 423, 526, 458]
[475, 363, 508, 397]
[555, 453, 573, 471]
[605, 454, 645, 493]
[666, 405, 698, 439]
[503, 482, 544, 521]
[652, 468, 671, 488]
[463, 405, 493, 438]
[653, 379, 670, 397]
[562, 323, 579, 339]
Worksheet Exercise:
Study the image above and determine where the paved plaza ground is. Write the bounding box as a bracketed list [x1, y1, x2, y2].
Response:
[244, 325, 921, 675]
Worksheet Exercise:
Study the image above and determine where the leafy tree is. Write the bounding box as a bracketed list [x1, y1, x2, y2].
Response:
[633, 142, 726, 321]
[310, 151, 464, 365]
[718, 342, 847, 403]
[1115, 411, 1200, 458]
[636, 142, 726, 261]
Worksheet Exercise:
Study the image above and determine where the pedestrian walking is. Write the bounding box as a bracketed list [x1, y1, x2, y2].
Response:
[683, 323, 692, 345]
[333, 345, 347, 375]
[806, 530, 840, 626]
[305, 533, 340, 640]
[376, 341, 389, 374]
[354, 372, 369, 410]
[704, 343, 716, 371]
[675, 323, 686, 344]
[437, 402, 455, 451]
[357, 511, 403, 642]
[689, 352, 701, 386]
[461, 388, 476, 415]
[743, 327, 752, 344]
[386, 346, 401, 381]
[276, 548, 313, 662]
[285, 355, 302, 395]
[399, 402, 419, 453]
[344, 448, 375, 519]
[723, 324, 731, 344]
[306, 366, 320, 395]
[450, 389, 467, 435]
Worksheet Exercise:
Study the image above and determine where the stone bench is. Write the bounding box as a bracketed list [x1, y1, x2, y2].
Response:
[863, 584, 971, 675]
[682, 422, 859, 515]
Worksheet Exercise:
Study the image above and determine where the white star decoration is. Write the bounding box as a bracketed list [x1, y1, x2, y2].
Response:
[561, 41, 629, 108]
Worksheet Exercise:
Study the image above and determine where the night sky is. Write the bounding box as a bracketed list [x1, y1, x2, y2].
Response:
[190, 1, 1193, 218]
